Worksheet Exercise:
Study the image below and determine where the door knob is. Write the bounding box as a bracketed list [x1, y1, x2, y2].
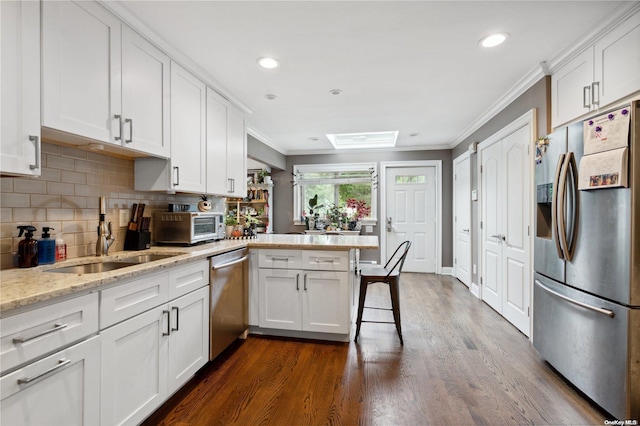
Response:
[386, 217, 393, 232]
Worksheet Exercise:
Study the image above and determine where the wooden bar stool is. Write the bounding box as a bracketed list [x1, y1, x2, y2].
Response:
[354, 241, 411, 344]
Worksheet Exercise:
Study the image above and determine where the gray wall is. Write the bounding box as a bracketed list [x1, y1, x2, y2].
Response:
[247, 134, 287, 171]
[271, 150, 453, 264]
[451, 76, 550, 285]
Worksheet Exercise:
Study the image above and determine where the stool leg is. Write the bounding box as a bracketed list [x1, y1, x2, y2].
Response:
[389, 280, 403, 345]
[355, 279, 368, 342]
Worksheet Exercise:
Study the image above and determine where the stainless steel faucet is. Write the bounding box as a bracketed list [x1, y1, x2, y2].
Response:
[96, 196, 115, 256]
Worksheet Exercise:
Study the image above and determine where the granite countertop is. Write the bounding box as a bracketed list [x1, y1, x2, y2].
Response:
[0, 234, 378, 314]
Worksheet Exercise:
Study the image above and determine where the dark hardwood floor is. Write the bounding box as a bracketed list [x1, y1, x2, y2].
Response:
[143, 273, 608, 425]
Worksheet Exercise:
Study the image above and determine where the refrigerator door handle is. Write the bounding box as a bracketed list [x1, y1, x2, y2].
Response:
[558, 153, 571, 261]
[566, 153, 580, 260]
[552, 153, 566, 259]
[535, 280, 615, 318]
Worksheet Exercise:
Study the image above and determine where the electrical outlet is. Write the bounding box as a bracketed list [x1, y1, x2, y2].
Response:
[473, 264, 477, 274]
[119, 209, 129, 227]
[365, 225, 373, 233]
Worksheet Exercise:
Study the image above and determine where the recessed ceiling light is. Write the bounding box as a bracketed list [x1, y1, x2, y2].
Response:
[479, 33, 509, 48]
[329, 89, 343, 96]
[409, 133, 420, 137]
[257, 57, 280, 69]
[308, 137, 319, 141]
[264, 93, 277, 100]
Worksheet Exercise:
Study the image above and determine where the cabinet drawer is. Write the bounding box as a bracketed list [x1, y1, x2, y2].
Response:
[0, 293, 99, 373]
[168, 260, 209, 300]
[1, 335, 100, 426]
[258, 250, 301, 269]
[301, 250, 349, 271]
[101, 272, 169, 329]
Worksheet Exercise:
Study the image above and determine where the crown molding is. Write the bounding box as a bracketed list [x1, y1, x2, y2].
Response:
[247, 126, 288, 155]
[97, 0, 253, 115]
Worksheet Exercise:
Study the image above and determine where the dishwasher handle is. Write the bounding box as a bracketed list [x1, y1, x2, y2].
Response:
[211, 255, 248, 270]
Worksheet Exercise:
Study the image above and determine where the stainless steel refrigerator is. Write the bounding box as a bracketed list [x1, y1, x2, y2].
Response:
[533, 101, 639, 420]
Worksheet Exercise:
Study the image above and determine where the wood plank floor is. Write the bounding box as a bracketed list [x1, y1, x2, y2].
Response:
[143, 273, 608, 425]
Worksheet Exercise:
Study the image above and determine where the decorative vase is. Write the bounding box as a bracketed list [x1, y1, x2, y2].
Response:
[308, 218, 315, 231]
[348, 220, 357, 231]
[225, 225, 234, 238]
[354, 220, 362, 231]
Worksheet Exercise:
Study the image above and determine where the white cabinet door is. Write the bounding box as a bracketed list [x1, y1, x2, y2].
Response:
[0, 0, 41, 177]
[594, 10, 640, 108]
[167, 286, 209, 393]
[1, 336, 100, 426]
[206, 88, 230, 195]
[170, 62, 207, 193]
[226, 106, 247, 197]
[258, 269, 302, 330]
[551, 49, 593, 129]
[302, 271, 349, 334]
[122, 25, 170, 157]
[206, 88, 247, 197]
[100, 305, 169, 426]
[42, 0, 121, 144]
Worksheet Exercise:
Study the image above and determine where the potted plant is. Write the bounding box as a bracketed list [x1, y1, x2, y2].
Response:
[258, 169, 271, 184]
[346, 198, 370, 231]
[306, 194, 324, 230]
[224, 215, 238, 238]
[244, 214, 260, 237]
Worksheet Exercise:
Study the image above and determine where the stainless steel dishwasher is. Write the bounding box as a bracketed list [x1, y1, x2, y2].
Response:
[209, 248, 249, 360]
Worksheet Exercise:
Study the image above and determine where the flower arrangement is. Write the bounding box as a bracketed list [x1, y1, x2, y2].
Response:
[345, 198, 370, 221]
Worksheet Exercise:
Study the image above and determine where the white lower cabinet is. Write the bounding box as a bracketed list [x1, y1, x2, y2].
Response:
[100, 273, 209, 426]
[0, 335, 100, 426]
[257, 250, 351, 335]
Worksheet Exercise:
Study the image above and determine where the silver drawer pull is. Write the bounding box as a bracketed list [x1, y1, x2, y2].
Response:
[315, 258, 335, 263]
[18, 358, 71, 385]
[535, 280, 615, 318]
[13, 323, 68, 344]
[271, 257, 290, 262]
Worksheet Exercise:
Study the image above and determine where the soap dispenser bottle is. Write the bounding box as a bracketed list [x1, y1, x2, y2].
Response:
[17, 226, 38, 268]
[38, 227, 56, 265]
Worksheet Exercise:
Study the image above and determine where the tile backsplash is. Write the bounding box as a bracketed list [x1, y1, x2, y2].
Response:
[0, 142, 223, 269]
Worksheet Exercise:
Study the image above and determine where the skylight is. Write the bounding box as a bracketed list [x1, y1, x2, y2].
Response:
[326, 131, 398, 150]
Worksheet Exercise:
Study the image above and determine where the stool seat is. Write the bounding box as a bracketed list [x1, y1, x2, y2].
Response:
[355, 241, 411, 345]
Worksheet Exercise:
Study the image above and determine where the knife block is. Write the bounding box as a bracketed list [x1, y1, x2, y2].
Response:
[124, 230, 151, 251]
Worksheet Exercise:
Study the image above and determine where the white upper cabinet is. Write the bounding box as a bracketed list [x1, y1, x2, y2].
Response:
[42, 0, 170, 157]
[552, 9, 640, 128]
[121, 25, 170, 158]
[0, 0, 41, 177]
[170, 62, 207, 193]
[42, 0, 122, 144]
[593, 11, 640, 108]
[206, 88, 247, 197]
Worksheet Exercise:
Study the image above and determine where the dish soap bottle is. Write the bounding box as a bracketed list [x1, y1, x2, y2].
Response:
[38, 227, 56, 265]
[17, 225, 38, 268]
[55, 233, 67, 262]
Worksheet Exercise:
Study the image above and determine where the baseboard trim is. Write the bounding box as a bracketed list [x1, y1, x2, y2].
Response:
[470, 282, 481, 298]
[441, 267, 454, 275]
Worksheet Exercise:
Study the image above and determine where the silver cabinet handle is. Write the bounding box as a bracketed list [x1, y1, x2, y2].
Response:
[591, 81, 600, 106]
[270, 257, 290, 262]
[171, 306, 179, 332]
[228, 178, 233, 193]
[535, 280, 614, 318]
[304, 273, 308, 291]
[124, 118, 133, 144]
[583, 86, 591, 109]
[296, 273, 300, 291]
[315, 258, 335, 263]
[114, 114, 123, 141]
[163, 310, 171, 336]
[211, 256, 248, 270]
[462, 228, 470, 233]
[29, 135, 40, 170]
[173, 166, 180, 186]
[17, 358, 71, 385]
[13, 323, 68, 344]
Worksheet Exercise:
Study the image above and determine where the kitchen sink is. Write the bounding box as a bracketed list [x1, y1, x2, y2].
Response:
[46, 252, 183, 274]
[115, 253, 181, 264]
[47, 261, 139, 274]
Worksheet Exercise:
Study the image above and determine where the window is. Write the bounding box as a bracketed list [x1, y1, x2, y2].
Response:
[293, 163, 377, 225]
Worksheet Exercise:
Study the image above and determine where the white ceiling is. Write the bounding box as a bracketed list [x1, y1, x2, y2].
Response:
[106, 1, 637, 155]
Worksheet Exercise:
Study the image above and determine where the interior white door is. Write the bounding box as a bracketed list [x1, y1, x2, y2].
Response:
[479, 124, 531, 336]
[453, 154, 472, 287]
[385, 166, 436, 273]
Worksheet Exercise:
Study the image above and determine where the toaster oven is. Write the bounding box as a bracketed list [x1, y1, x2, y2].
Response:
[154, 211, 224, 245]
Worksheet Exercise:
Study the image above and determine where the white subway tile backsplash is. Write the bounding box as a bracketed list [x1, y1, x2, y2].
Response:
[1, 142, 218, 269]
